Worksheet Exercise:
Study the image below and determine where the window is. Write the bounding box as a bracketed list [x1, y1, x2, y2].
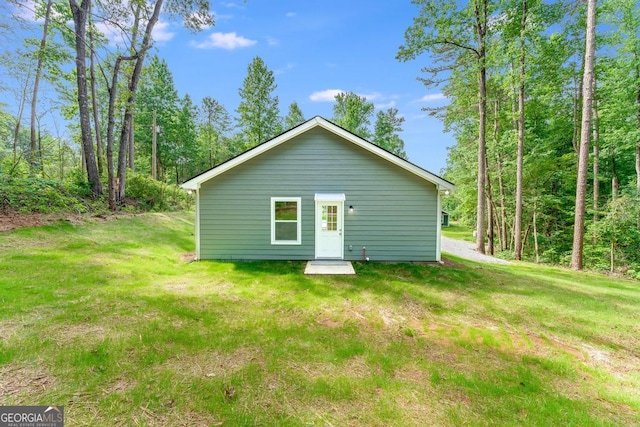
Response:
[321, 205, 337, 231]
[271, 197, 301, 244]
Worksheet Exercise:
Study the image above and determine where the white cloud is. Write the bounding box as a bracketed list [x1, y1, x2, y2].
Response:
[152, 21, 175, 43]
[13, 0, 37, 21]
[93, 20, 173, 46]
[286, 12, 296, 18]
[375, 101, 397, 109]
[214, 13, 234, 21]
[275, 63, 295, 75]
[420, 93, 446, 102]
[266, 37, 279, 46]
[191, 32, 257, 50]
[310, 89, 344, 102]
[359, 92, 381, 101]
[94, 21, 126, 46]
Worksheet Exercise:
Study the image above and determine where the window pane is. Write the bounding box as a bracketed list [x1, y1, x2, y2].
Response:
[327, 205, 337, 231]
[322, 205, 337, 231]
[275, 201, 298, 220]
[275, 222, 297, 241]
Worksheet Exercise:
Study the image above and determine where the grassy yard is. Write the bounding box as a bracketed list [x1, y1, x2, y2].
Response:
[1, 213, 639, 426]
[441, 222, 475, 242]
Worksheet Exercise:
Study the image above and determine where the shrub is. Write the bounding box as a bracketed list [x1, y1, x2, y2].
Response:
[0, 173, 90, 214]
[125, 173, 192, 211]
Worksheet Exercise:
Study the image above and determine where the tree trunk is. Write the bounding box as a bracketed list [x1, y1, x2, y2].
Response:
[612, 153, 619, 201]
[12, 67, 31, 166]
[485, 156, 495, 255]
[493, 100, 508, 252]
[29, 0, 53, 169]
[116, 0, 163, 203]
[105, 56, 126, 211]
[89, 9, 103, 176]
[486, 155, 495, 255]
[69, 0, 102, 195]
[474, 0, 488, 255]
[127, 2, 142, 173]
[592, 98, 600, 244]
[570, 0, 596, 270]
[514, 0, 527, 261]
[533, 203, 539, 263]
[636, 63, 640, 228]
[152, 110, 157, 179]
[128, 116, 135, 170]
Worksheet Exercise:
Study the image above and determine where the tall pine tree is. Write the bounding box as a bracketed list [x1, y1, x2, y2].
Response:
[237, 56, 281, 147]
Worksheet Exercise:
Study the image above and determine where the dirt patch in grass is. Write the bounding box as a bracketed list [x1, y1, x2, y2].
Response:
[180, 252, 196, 263]
[288, 356, 376, 380]
[162, 346, 264, 379]
[0, 212, 78, 232]
[103, 375, 136, 396]
[440, 257, 466, 269]
[0, 363, 55, 400]
[523, 332, 586, 361]
[47, 323, 109, 346]
[0, 320, 24, 343]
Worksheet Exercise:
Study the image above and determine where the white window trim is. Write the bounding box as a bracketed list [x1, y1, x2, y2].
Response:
[271, 197, 302, 245]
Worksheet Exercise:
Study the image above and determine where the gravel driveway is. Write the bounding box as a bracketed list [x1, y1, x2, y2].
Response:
[441, 236, 511, 265]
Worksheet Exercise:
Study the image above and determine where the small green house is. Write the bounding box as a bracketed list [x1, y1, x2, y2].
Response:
[181, 116, 455, 262]
[441, 211, 450, 227]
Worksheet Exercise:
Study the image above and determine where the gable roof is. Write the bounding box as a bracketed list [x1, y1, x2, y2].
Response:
[180, 116, 455, 191]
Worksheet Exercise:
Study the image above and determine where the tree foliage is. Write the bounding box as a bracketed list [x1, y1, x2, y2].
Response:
[237, 56, 281, 147]
[332, 91, 374, 139]
[284, 101, 305, 129]
[402, 0, 640, 272]
[373, 108, 407, 158]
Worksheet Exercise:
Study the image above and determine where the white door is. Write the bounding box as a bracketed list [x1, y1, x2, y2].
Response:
[315, 201, 344, 259]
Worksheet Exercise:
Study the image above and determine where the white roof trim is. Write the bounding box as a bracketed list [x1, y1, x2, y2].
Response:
[180, 116, 455, 191]
[314, 193, 346, 202]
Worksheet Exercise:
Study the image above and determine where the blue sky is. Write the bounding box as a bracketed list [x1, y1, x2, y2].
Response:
[5, 0, 454, 175]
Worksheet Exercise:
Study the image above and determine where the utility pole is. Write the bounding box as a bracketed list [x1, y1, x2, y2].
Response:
[152, 110, 157, 180]
[129, 116, 135, 170]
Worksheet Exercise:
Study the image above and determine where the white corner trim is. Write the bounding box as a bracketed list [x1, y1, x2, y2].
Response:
[436, 189, 442, 262]
[195, 189, 201, 260]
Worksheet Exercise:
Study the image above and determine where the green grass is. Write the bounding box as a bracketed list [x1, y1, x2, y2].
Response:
[441, 221, 476, 242]
[1, 212, 639, 426]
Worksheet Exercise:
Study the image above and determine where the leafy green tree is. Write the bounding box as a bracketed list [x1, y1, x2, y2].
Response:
[135, 56, 180, 179]
[373, 108, 407, 158]
[198, 96, 233, 168]
[398, 0, 491, 254]
[68, 0, 102, 195]
[332, 91, 374, 139]
[171, 94, 198, 183]
[237, 56, 281, 147]
[284, 101, 305, 129]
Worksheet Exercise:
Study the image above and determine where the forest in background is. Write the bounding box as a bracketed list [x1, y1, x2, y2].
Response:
[399, 0, 639, 276]
[0, 1, 405, 210]
[0, 0, 639, 275]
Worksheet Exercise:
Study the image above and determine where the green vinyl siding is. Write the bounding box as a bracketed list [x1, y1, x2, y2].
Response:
[198, 127, 438, 261]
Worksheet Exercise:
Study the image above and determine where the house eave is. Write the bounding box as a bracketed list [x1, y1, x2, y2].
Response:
[180, 116, 456, 191]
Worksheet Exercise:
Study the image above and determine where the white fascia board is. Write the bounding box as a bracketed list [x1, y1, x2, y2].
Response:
[180, 116, 455, 192]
